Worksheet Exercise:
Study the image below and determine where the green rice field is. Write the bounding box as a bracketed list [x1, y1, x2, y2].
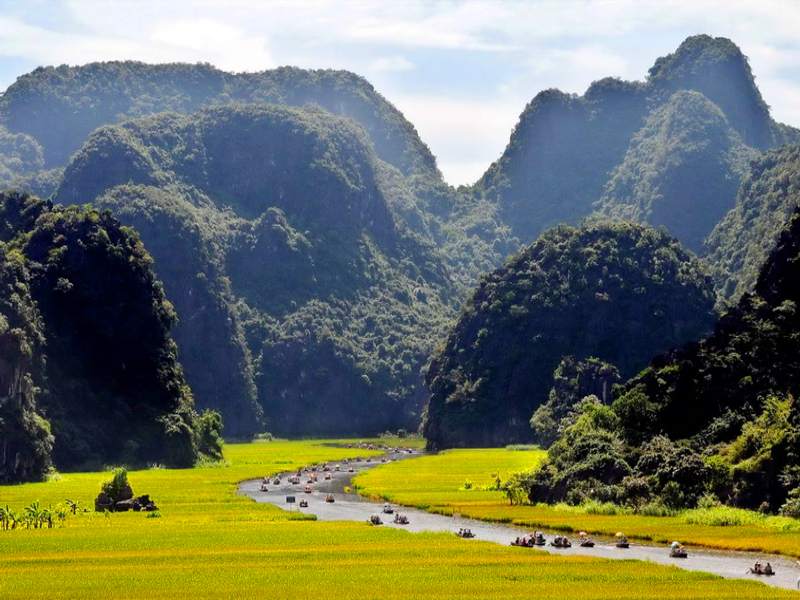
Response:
[1, 440, 795, 599]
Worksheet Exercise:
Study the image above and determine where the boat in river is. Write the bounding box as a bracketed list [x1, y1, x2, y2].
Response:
[670, 542, 688, 558]
[456, 528, 476, 539]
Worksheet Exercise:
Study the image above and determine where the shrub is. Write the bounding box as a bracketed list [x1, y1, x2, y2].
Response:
[101, 468, 132, 504]
[194, 410, 224, 461]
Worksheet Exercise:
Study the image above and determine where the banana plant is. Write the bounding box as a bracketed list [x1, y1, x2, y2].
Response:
[65, 499, 80, 515]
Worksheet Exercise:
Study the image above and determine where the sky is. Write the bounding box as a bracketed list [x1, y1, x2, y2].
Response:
[1, 1, 800, 185]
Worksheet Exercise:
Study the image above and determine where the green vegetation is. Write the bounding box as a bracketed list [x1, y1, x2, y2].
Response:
[1, 441, 792, 600]
[356, 448, 547, 508]
[54, 104, 458, 437]
[357, 449, 800, 558]
[423, 221, 716, 449]
[706, 144, 800, 304]
[0, 191, 214, 482]
[529, 208, 800, 513]
[474, 35, 797, 246]
[0, 63, 437, 178]
[530, 356, 620, 447]
[595, 90, 756, 252]
[0, 125, 43, 188]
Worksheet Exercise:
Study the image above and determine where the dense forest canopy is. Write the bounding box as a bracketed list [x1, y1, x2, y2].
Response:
[528, 208, 800, 513]
[595, 90, 756, 252]
[706, 145, 800, 305]
[0, 63, 438, 179]
[423, 221, 717, 449]
[0, 192, 220, 483]
[54, 104, 457, 437]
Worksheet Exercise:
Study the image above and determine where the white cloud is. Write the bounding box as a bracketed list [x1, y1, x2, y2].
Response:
[367, 56, 415, 73]
[150, 19, 272, 72]
[392, 93, 525, 185]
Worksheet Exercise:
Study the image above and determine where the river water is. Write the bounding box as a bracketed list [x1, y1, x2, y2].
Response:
[239, 451, 800, 591]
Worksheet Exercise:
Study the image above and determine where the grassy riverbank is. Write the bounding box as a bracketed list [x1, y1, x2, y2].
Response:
[355, 448, 800, 558]
[1, 440, 793, 599]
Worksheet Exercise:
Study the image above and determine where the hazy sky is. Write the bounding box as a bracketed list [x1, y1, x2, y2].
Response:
[1, 1, 799, 184]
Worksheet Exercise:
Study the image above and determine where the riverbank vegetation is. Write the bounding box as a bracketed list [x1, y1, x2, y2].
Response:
[355, 448, 800, 558]
[2, 440, 793, 599]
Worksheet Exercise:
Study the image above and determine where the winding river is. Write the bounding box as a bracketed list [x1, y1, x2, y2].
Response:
[239, 451, 800, 591]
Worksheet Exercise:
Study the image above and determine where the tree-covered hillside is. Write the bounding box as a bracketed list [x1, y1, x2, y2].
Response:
[595, 91, 756, 252]
[0, 63, 437, 179]
[422, 221, 716, 449]
[475, 35, 798, 247]
[0, 192, 216, 483]
[706, 145, 800, 304]
[529, 208, 800, 513]
[55, 104, 456, 437]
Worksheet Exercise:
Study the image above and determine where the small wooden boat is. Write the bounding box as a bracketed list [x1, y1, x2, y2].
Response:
[748, 563, 775, 576]
[511, 535, 534, 548]
[550, 535, 572, 548]
[304, 485, 313, 494]
[299, 499, 308, 508]
[393, 514, 409, 525]
[533, 532, 546, 546]
[670, 542, 688, 558]
[325, 494, 335, 503]
[368, 515, 383, 526]
[382, 504, 394, 514]
[615, 532, 629, 548]
[456, 528, 476, 539]
[578, 532, 595, 547]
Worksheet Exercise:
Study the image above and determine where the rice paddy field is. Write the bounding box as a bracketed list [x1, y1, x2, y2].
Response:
[355, 448, 800, 559]
[1, 440, 796, 599]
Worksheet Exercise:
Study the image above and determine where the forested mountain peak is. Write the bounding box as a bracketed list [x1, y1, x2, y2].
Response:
[474, 35, 798, 247]
[595, 89, 756, 252]
[0, 191, 218, 482]
[529, 207, 800, 511]
[0, 61, 438, 178]
[54, 102, 456, 438]
[422, 220, 716, 449]
[647, 35, 772, 148]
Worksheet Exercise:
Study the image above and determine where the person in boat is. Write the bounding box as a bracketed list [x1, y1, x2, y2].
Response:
[764, 562, 774, 576]
[753, 561, 763, 574]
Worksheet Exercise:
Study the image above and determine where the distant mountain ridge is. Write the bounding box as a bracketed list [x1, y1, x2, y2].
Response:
[0, 62, 438, 178]
[474, 35, 799, 252]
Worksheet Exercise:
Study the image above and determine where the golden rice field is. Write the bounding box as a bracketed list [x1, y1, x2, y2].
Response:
[1, 440, 795, 599]
[354, 448, 800, 558]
